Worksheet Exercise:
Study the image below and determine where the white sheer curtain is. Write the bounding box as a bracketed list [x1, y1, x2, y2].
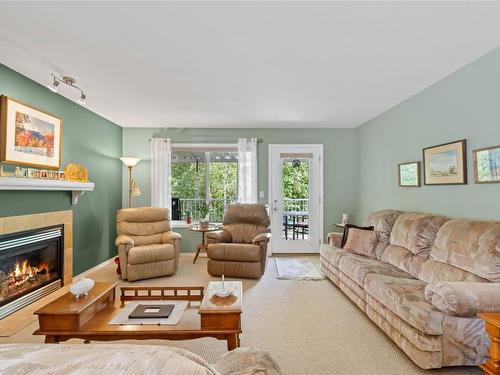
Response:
[237, 138, 258, 203]
[151, 138, 172, 210]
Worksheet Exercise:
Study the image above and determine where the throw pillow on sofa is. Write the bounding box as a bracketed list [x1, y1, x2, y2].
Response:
[341, 224, 374, 248]
[343, 228, 378, 258]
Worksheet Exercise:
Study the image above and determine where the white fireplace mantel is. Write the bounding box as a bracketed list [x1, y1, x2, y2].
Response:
[0, 177, 95, 205]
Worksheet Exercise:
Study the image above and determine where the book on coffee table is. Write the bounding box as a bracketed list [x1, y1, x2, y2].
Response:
[128, 304, 174, 319]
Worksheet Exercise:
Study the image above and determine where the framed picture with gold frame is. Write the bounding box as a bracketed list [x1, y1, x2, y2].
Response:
[0, 96, 62, 169]
[473, 145, 500, 184]
[423, 139, 467, 185]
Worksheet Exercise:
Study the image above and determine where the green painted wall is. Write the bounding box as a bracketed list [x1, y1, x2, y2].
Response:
[122, 128, 358, 251]
[356, 48, 500, 223]
[0, 64, 122, 274]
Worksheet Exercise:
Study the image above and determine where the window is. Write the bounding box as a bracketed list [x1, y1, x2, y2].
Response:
[171, 145, 238, 223]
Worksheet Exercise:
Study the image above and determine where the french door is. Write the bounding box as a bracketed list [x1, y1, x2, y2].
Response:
[268, 144, 323, 253]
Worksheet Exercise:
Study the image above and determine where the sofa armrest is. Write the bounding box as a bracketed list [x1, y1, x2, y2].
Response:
[424, 282, 500, 317]
[207, 230, 232, 243]
[252, 232, 271, 244]
[161, 230, 182, 244]
[115, 235, 134, 247]
[327, 232, 343, 248]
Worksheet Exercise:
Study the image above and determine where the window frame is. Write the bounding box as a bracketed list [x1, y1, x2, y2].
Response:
[170, 143, 238, 228]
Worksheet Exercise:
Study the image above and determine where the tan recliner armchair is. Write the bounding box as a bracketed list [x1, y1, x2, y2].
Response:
[115, 207, 181, 281]
[206, 203, 271, 279]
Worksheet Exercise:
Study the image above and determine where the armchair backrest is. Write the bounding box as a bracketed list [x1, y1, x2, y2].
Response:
[117, 207, 171, 246]
[223, 203, 270, 243]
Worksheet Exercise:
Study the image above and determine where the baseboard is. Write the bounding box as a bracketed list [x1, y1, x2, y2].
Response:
[78, 257, 115, 278]
[180, 252, 197, 257]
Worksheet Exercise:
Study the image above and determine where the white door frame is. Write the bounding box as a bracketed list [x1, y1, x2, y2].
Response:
[268, 144, 323, 254]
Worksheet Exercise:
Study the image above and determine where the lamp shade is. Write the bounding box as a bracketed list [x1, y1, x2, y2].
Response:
[120, 157, 141, 167]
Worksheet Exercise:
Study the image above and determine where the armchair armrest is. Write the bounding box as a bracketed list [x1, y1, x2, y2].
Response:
[207, 230, 232, 243]
[115, 235, 134, 247]
[327, 232, 343, 248]
[252, 232, 271, 244]
[161, 231, 182, 244]
[424, 282, 500, 317]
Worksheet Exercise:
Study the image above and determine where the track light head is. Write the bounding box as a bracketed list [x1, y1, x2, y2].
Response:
[77, 92, 86, 106]
[47, 76, 60, 93]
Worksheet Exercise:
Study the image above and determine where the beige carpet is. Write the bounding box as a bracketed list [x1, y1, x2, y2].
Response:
[0, 255, 480, 375]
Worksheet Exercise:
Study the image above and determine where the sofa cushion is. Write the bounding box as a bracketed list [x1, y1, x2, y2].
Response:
[381, 245, 428, 279]
[390, 212, 449, 256]
[320, 244, 350, 268]
[363, 209, 404, 259]
[128, 243, 175, 265]
[343, 228, 378, 258]
[418, 259, 490, 284]
[431, 219, 500, 282]
[207, 243, 262, 262]
[364, 273, 444, 335]
[338, 253, 412, 287]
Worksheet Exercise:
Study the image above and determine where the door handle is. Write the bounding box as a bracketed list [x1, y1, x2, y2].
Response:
[273, 200, 278, 211]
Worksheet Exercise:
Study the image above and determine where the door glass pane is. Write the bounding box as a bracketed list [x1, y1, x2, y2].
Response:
[281, 157, 310, 241]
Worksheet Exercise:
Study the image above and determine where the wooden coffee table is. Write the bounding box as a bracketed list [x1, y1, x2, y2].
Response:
[34, 281, 242, 350]
[478, 312, 500, 375]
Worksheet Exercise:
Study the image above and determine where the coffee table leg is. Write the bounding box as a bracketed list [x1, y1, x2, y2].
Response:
[227, 334, 239, 351]
[44, 335, 59, 344]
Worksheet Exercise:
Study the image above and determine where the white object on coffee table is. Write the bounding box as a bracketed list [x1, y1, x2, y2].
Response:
[215, 275, 232, 297]
[70, 277, 95, 299]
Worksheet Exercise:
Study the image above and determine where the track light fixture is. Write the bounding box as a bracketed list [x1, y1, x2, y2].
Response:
[46, 73, 87, 106]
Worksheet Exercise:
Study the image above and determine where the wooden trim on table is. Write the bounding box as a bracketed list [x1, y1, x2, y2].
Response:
[478, 312, 500, 375]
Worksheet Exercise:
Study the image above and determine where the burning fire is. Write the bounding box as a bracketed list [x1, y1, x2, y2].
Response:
[11, 260, 49, 286]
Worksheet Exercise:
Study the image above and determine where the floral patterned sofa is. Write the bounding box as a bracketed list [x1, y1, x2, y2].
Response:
[320, 209, 500, 369]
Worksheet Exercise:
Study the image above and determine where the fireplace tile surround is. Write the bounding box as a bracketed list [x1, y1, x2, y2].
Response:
[0, 211, 73, 287]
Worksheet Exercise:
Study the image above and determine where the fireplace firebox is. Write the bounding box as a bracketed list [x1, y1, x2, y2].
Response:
[0, 225, 63, 319]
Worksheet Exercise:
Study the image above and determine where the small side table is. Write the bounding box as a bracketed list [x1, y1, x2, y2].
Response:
[478, 312, 500, 375]
[190, 224, 219, 264]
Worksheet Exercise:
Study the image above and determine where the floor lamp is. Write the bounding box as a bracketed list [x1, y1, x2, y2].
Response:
[120, 157, 141, 208]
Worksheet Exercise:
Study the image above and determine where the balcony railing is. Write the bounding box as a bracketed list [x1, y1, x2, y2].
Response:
[177, 198, 234, 223]
[283, 198, 308, 213]
[175, 197, 308, 223]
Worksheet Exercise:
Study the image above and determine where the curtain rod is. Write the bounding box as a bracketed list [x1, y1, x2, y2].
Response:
[148, 138, 263, 143]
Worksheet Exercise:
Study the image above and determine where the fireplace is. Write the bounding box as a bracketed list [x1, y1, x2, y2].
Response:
[0, 225, 63, 319]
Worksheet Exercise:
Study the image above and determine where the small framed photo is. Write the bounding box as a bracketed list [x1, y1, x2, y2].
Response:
[398, 161, 421, 187]
[473, 145, 500, 184]
[40, 170, 48, 179]
[423, 139, 467, 185]
[58, 171, 66, 180]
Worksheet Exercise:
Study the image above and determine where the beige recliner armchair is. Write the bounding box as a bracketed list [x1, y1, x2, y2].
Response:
[115, 207, 181, 281]
[206, 203, 271, 279]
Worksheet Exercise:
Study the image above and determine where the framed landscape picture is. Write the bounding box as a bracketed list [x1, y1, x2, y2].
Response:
[0, 96, 62, 169]
[473, 145, 500, 184]
[423, 139, 467, 185]
[398, 161, 420, 187]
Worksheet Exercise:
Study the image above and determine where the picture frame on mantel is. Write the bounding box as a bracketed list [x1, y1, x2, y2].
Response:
[0, 96, 62, 169]
[473, 144, 500, 184]
[423, 139, 467, 185]
[398, 161, 421, 187]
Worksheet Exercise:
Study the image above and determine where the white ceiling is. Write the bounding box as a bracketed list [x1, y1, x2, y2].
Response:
[1, 1, 500, 128]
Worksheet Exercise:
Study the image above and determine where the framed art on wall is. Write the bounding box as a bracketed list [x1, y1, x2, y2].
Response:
[473, 145, 500, 184]
[0, 96, 62, 169]
[423, 139, 467, 185]
[398, 161, 420, 187]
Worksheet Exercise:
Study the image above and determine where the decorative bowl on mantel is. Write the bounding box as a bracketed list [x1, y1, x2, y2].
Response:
[69, 277, 94, 299]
